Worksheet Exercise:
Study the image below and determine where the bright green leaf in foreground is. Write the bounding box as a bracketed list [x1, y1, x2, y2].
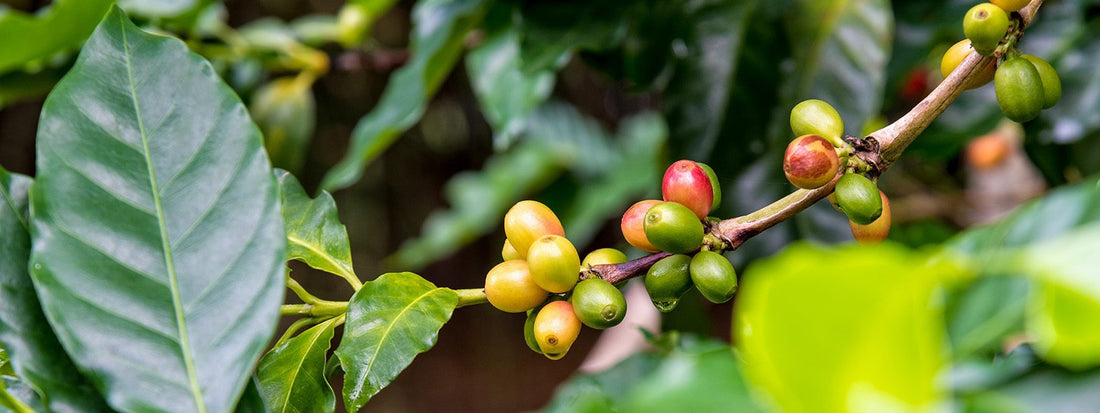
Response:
[29, 8, 286, 412]
[258, 317, 339, 413]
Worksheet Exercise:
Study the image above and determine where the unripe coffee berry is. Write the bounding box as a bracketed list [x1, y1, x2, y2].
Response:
[621, 200, 662, 252]
[644, 254, 693, 312]
[643, 202, 704, 254]
[790, 99, 844, 145]
[835, 173, 883, 225]
[1020, 55, 1061, 109]
[485, 260, 549, 313]
[940, 40, 995, 90]
[504, 200, 565, 258]
[689, 251, 738, 304]
[582, 248, 629, 267]
[502, 239, 522, 261]
[850, 191, 891, 245]
[995, 56, 1045, 123]
[963, 3, 1010, 56]
[991, 0, 1028, 12]
[697, 162, 722, 211]
[571, 279, 627, 329]
[527, 235, 581, 293]
[523, 309, 542, 354]
[534, 301, 582, 360]
[662, 160, 715, 219]
[784, 134, 840, 189]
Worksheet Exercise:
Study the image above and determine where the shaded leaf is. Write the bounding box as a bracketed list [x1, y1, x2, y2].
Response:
[0, 0, 113, 73]
[320, 0, 487, 192]
[1, 375, 45, 413]
[622, 346, 762, 413]
[235, 377, 270, 413]
[251, 76, 316, 174]
[29, 8, 285, 412]
[516, 2, 631, 73]
[963, 366, 1100, 412]
[336, 273, 458, 411]
[541, 353, 663, 413]
[276, 170, 356, 281]
[258, 318, 338, 413]
[118, 0, 201, 19]
[945, 277, 1029, 359]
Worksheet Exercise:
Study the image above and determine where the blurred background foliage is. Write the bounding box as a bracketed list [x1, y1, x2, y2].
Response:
[1, 0, 1099, 411]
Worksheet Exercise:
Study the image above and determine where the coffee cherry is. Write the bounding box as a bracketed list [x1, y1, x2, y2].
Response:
[534, 301, 581, 360]
[621, 200, 662, 252]
[834, 173, 882, 225]
[644, 254, 693, 312]
[849, 191, 891, 245]
[502, 239, 522, 261]
[964, 3, 1010, 56]
[571, 279, 627, 329]
[783, 134, 840, 189]
[485, 260, 549, 313]
[966, 132, 1011, 170]
[689, 251, 738, 304]
[662, 160, 715, 219]
[643, 202, 704, 254]
[582, 248, 628, 267]
[527, 235, 581, 293]
[991, 0, 1029, 12]
[1021, 54, 1061, 109]
[697, 162, 722, 211]
[940, 40, 995, 90]
[790, 99, 844, 145]
[995, 56, 1045, 123]
[504, 200, 565, 258]
[523, 309, 542, 354]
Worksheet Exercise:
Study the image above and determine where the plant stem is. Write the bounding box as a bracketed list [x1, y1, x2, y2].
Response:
[281, 300, 348, 318]
[455, 288, 488, 308]
[286, 276, 323, 304]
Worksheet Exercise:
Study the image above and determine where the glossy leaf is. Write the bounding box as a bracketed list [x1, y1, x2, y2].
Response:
[320, 0, 487, 191]
[735, 243, 953, 411]
[336, 273, 458, 411]
[0, 167, 109, 412]
[258, 318, 338, 413]
[1, 375, 44, 413]
[118, 0, 201, 19]
[276, 170, 356, 281]
[0, 0, 112, 73]
[235, 377, 270, 413]
[29, 8, 286, 412]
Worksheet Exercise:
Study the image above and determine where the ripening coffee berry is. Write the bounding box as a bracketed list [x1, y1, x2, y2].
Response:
[571, 279, 627, 329]
[940, 39, 995, 90]
[698, 162, 722, 211]
[485, 260, 549, 313]
[534, 301, 582, 360]
[991, 0, 1029, 12]
[966, 132, 1011, 170]
[835, 173, 883, 225]
[621, 200, 662, 252]
[850, 191, 891, 245]
[1021, 55, 1061, 109]
[643, 202, 705, 254]
[784, 134, 841, 189]
[502, 239, 522, 261]
[645, 254, 693, 312]
[527, 235, 581, 293]
[504, 200, 565, 258]
[524, 309, 542, 354]
[995, 56, 1045, 123]
[662, 160, 715, 219]
[689, 251, 738, 304]
[582, 248, 629, 267]
[963, 3, 1010, 56]
[790, 99, 845, 145]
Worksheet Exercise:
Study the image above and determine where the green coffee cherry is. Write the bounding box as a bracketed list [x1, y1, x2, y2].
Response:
[643, 202, 704, 254]
[992, 0, 1029, 12]
[790, 99, 844, 145]
[524, 309, 542, 354]
[571, 279, 627, 329]
[1021, 55, 1061, 109]
[527, 235, 581, 293]
[835, 173, 882, 225]
[995, 56, 1045, 123]
[689, 251, 738, 304]
[644, 254, 693, 312]
[582, 248, 629, 267]
[963, 3, 1010, 56]
[697, 162, 722, 211]
[850, 190, 891, 245]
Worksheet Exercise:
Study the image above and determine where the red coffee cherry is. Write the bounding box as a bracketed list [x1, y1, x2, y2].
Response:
[621, 200, 662, 252]
[783, 134, 840, 189]
[662, 160, 715, 220]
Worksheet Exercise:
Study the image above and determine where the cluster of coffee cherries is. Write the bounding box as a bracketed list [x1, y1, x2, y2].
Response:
[782, 99, 891, 244]
[485, 200, 630, 360]
[620, 160, 738, 312]
[941, 0, 1061, 122]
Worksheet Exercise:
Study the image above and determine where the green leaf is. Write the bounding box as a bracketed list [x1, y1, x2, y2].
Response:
[258, 318, 338, 413]
[0, 0, 113, 73]
[251, 76, 316, 174]
[622, 346, 762, 413]
[336, 272, 458, 411]
[541, 353, 663, 413]
[945, 277, 1029, 359]
[1, 374, 45, 413]
[0, 166, 109, 412]
[276, 170, 357, 283]
[117, 0, 201, 19]
[963, 366, 1100, 412]
[320, 0, 487, 192]
[235, 377, 270, 413]
[29, 8, 286, 412]
[516, 2, 631, 73]
[735, 243, 954, 411]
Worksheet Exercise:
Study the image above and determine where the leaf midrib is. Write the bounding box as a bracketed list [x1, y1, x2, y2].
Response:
[277, 318, 335, 413]
[118, 13, 206, 413]
[352, 288, 440, 400]
[287, 234, 354, 279]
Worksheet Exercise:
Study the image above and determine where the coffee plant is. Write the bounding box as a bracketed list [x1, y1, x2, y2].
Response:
[1, 0, 1099, 412]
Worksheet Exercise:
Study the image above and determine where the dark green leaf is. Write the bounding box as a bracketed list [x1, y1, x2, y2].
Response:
[336, 273, 458, 411]
[0, 0, 113, 73]
[0, 166, 109, 412]
[276, 170, 357, 282]
[946, 277, 1029, 358]
[258, 318, 338, 413]
[622, 347, 762, 413]
[235, 377, 269, 413]
[541, 353, 663, 413]
[963, 366, 1100, 412]
[117, 0, 201, 19]
[29, 8, 286, 412]
[0, 66, 67, 109]
[320, 0, 487, 192]
[1, 374, 45, 413]
[516, 2, 631, 73]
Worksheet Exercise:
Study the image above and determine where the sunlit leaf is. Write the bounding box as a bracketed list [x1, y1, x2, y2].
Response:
[277, 170, 356, 282]
[0, 0, 112, 73]
[258, 318, 339, 413]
